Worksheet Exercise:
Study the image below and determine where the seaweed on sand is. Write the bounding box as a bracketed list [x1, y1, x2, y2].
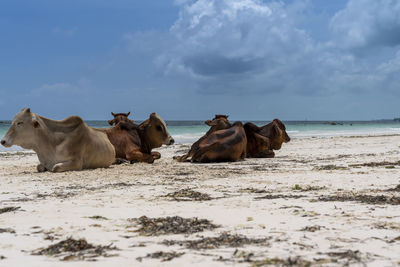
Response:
[31, 237, 118, 261]
[252, 256, 317, 267]
[318, 194, 400, 205]
[0, 228, 15, 234]
[0, 206, 20, 214]
[128, 216, 219, 236]
[164, 188, 212, 201]
[313, 165, 349, 171]
[349, 160, 400, 168]
[255, 194, 306, 200]
[163, 232, 270, 250]
[136, 251, 185, 262]
[387, 184, 400, 192]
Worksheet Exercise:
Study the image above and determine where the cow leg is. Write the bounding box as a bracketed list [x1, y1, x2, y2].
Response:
[126, 150, 154, 163]
[52, 160, 82, 172]
[191, 143, 219, 163]
[240, 150, 246, 160]
[37, 164, 47, 172]
[257, 150, 275, 158]
[151, 151, 161, 160]
[173, 153, 189, 162]
[114, 158, 130, 165]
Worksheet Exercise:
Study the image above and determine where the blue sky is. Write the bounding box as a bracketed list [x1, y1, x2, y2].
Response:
[0, 0, 399, 120]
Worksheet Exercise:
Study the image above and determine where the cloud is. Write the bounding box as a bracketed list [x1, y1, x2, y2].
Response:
[330, 0, 400, 50]
[120, 0, 400, 98]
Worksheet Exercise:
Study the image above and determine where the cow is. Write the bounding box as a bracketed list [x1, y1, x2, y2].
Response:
[100, 112, 174, 163]
[108, 112, 133, 126]
[0, 108, 115, 172]
[174, 115, 232, 162]
[190, 121, 247, 163]
[243, 118, 290, 158]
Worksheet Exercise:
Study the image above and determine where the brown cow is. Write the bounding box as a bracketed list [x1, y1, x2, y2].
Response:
[244, 119, 290, 158]
[174, 115, 232, 162]
[108, 112, 133, 126]
[100, 112, 174, 163]
[0, 108, 115, 172]
[189, 120, 247, 163]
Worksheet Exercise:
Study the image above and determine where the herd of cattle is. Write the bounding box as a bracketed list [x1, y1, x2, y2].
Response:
[0, 108, 290, 172]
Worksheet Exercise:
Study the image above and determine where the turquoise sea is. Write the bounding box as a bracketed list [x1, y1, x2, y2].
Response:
[1, 120, 400, 151]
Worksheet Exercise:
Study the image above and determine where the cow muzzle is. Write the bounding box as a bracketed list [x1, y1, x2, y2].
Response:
[1, 139, 11, 147]
[167, 137, 175, 145]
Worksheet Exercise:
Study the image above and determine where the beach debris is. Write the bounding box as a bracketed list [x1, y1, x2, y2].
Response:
[292, 184, 326, 191]
[238, 187, 270, 194]
[128, 216, 219, 236]
[136, 251, 185, 262]
[314, 165, 349, 171]
[252, 256, 316, 267]
[373, 221, 400, 230]
[255, 194, 306, 200]
[326, 250, 361, 263]
[0, 206, 20, 214]
[387, 184, 400, 192]
[163, 232, 270, 250]
[87, 215, 109, 220]
[0, 255, 5, 260]
[36, 191, 77, 200]
[0, 228, 15, 234]
[300, 225, 322, 232]
[164, 188, 212, 201]
[350, 160, 400, 168]
[318, 194, 400, 205]
[31, 237, 118, 261]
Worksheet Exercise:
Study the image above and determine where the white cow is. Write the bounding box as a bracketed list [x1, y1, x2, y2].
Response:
[1, 108, 115, 172]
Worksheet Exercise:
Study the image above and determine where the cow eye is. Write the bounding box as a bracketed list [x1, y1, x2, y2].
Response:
[17, 122, 23, 126]
[156, 125, 162, 131]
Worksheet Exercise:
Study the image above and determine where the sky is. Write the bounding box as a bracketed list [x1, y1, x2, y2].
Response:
[0, 0, 399, 121]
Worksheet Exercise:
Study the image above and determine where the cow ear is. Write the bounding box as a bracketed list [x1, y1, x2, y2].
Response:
[273, 124, 280, 136]
[108, 119, 114, 126]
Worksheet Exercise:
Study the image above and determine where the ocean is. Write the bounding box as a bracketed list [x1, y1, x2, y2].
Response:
[1, 120, 400, 151]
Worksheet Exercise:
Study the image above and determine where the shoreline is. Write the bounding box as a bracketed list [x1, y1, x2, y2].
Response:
[1, 134, 400, 266]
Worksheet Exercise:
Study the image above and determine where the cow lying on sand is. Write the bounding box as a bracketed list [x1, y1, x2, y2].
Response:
[0, 108, 115, 172]
[174, 115, 231, 162]
[244, 119, 290, 158]
[108, 112, 133, 126]
[175, 115, 247, 163]
[101, 112, 174, 163]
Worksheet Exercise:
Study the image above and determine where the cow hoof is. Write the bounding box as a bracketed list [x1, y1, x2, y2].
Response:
[37, 164, 47, 172]
[51, 164, 64, 172]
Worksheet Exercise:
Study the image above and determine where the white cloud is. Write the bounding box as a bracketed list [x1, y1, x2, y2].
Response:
[120, 0, 400, 97]
[330, 0, 400, 50]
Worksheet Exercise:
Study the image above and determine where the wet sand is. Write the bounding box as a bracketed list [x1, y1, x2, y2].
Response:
[0, 135, 400, 266]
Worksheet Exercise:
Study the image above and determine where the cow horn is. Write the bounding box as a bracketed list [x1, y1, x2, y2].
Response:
[24, 108, 31, 113]
[111, 112, 116, 116]
[127, 112, 130, 116]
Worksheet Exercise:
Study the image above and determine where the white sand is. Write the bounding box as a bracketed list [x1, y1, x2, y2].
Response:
[0, 135, 400, 266]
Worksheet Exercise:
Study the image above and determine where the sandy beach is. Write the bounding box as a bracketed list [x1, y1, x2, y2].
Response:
[1, 134, 399, 266]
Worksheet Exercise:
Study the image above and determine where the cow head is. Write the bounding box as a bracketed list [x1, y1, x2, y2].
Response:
[269, 119, 290, 150]
[205, 115, 231, 132]
[108, 112, 133, 126]
[1, 108, 40, 149]
[142, 113, 174, 148]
